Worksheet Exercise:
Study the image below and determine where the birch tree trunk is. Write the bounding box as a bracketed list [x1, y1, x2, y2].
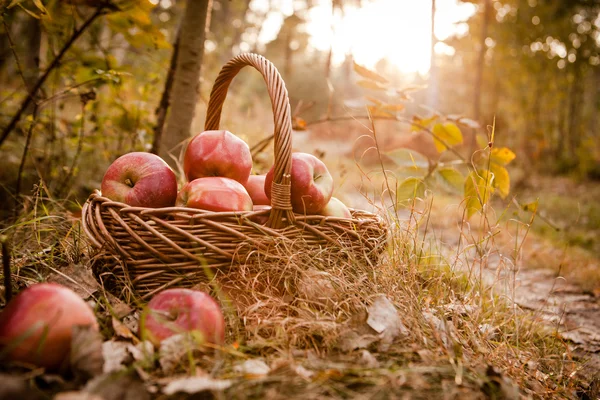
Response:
[160, 0, 212, 165]
[471, 0, 491, 152]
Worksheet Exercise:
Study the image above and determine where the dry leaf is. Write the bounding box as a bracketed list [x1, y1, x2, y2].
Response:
[162, 376, 233, 395]
[54, 392, 104, 400]
[159, 333, 202, 374]
[367, 295, 407, 350]
[70, 325, 104, 381]
[359, 350, 380, 368]
[112, 316, 135, 341]
[85, 372, 149, 400]
[0, 374, 44, 400]
[353, 62, 388, 83]
[233, 359, 271, 377]
[102, 341, 131, 374]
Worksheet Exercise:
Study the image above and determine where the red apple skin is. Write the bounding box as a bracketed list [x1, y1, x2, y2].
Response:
[264, 153, 334, 214]
[0, 283, 99, 370]
[101, 152, 178, 208]
[319, 197, 352, 218]
[176, 177, 253, 212]
[139, 289, 225, 347]
[184, 130, 253, 185]
[244, 175, 270, 206]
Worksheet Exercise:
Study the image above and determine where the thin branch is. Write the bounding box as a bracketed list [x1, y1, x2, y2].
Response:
[0, 6, 106, 149]
[2, 19, 30, 92]
[1, 235, 11, 303]
[56, 95, 90, 198]
[15, 104, 38, 209]
[151, 28, 181, 155]
[249, 114, 467, 162]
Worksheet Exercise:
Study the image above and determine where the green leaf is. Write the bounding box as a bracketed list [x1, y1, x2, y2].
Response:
[490, 147, 516, 166]
[490, 164, 510, 198]
[464, 170, 494, 218]
[437, 167, 465, 192]
[396, 177, 425, 204]
[353, 62, 388, 84]
[385, 148, 429, 170]
[432, 122, 463, 153]
[357, 80, 387, 91]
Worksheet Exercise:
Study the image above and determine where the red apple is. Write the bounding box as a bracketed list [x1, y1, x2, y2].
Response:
[319, 197, 352, 218]
[139, 289, 225, 347]
[176, 177, 253, 212]
[184, 130, 253, 185]
[244, 175, 270, 206]
[0, 283, 98, 370]
[101, 152, 178, 208]
[265, 152, 334, 214]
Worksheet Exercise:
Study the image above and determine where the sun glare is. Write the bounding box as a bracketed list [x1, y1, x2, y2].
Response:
[251, 0, 476, 75]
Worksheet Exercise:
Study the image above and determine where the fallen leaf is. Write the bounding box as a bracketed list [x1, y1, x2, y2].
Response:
[0, 374, 45, 400]
[102, 341, 131, 374]
[112, 316, 136, 341]
[54, 392, 104, 400]
[159, 333, 203, 374]
[359, 350, 380, 368]
[233, 359, 271, 377]
[367, 295, 408, 350]
[70, 325, 104, 381]
[85, 372, 149, 400]
[162, 376, 233, 395]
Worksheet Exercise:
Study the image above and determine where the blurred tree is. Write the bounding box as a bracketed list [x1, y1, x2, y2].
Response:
[160, 0, 213, 164]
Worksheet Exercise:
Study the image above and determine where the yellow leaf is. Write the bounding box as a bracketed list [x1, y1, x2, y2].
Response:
[491, 147, 516, 166]
[353, 62, 388, 84]
[411, 115, 439, 132]
[397, 177, 425, 205]
[437, 167, 464, 192]
[367, 105, 395, 118]
[357, 80, 387, 91]
[365, 95, 383, 105]
[490, 164, 510, 198]
[381, 103, 405, 113]
[432, 122, 463, 153]
[292, 117, 307, 130]
[464, 170, 494, 218]
[522, 200, 538, 213]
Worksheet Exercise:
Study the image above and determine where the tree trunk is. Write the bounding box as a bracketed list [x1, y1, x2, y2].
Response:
[160, 0, 212, 165]
[471, 0, 491, 151]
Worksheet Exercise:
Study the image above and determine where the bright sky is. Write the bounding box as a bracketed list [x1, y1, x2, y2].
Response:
[249, 0, 476, 75]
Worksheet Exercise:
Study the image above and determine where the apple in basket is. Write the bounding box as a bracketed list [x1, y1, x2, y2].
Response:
[184, 130, 253, 185]
[244, 174, 270, 206]
[264, 152, 334, 214]
[139, 289, 225, 347]
[177, 177, 253, 212]
[0, 283, 99, 370]
[101, 152, 178, 208]
[319, 197, 352, 219]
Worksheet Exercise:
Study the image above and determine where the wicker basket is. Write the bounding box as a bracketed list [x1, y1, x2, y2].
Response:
[82, 53, 388, 301]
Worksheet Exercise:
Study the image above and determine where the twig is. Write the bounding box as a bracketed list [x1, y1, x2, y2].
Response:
[1, 235, 12, 303]
[2, 19, 31, 92]
[249, 114, 467, 162]
[0, 6, 106, 149]
[151, 28, 181, 155]
[56, 95, 91, 198]
[15, 104, 38, 212]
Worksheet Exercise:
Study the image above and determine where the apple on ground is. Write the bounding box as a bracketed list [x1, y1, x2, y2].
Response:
[101, 152, 178, 208]
[139, 288, 225, 347]
[319, 197, 352, 219]
[177, 177, 253, 212]
[184, 130, 253, 185]
[244, 175, 270, 206]
[264, 152, 334, 214]
[0, 283, 99, 370]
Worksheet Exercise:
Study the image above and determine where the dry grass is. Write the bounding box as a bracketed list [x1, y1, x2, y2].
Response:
[0, 164, 594, 399]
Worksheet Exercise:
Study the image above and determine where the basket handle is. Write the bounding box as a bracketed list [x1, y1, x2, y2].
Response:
[205, 53, 294, 228]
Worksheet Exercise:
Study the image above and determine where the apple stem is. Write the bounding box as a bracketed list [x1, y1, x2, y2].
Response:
[1, 235, 12, 303]
[125, 178, 134, 188]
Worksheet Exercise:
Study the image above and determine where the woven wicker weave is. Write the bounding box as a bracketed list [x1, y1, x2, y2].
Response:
[82, 53, 388, 300]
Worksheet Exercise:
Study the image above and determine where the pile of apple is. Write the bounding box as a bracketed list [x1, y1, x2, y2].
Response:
[0, 283, 225, 370]
[101, 130, 352, 218]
